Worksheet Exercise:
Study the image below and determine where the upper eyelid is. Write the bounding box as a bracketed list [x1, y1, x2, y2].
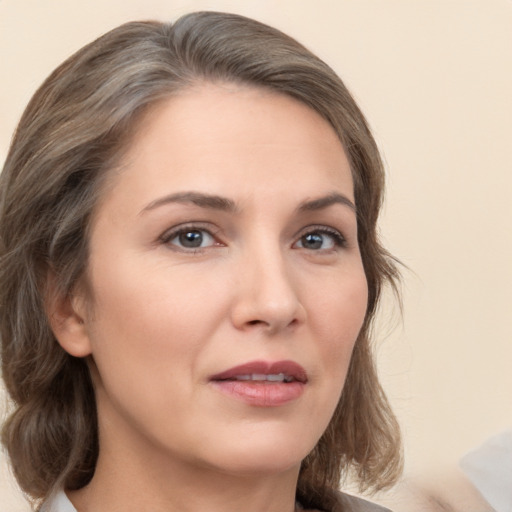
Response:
[159, 222, 221, 243]
[158, 221, 349, 246]
[294, 224, 346, 239]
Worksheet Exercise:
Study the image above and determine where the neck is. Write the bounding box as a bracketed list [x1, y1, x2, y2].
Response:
[68, 412, 301, 512]
[69, 459, 300, 512]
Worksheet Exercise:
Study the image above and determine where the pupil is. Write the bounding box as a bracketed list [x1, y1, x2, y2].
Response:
[303, 233, 322, 249]
[179, 231, 202, 248]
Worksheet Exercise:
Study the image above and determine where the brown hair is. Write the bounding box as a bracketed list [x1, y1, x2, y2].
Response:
[0, 11, 401, 510]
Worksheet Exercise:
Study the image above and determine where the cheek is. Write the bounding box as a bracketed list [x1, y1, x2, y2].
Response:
[311, 269, 368, 377]
[89, 248, 222, 333]
[293, 269, 367, 447]
[83, 268, 222, 439]
[88, 283, 204, 375]
[84, 252, 236, 405]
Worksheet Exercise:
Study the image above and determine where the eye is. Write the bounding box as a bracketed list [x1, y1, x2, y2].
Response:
[161, 226, 218, 250]
[294, 227, 346, 251]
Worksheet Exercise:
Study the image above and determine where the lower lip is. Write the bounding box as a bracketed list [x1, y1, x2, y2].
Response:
[210, 380, 305, 407]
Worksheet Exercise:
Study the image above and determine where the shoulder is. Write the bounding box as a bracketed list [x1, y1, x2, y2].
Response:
[332, 491, 392, 512]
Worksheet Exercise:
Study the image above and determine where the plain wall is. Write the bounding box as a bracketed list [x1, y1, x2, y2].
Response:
[1, 1, 511, 510]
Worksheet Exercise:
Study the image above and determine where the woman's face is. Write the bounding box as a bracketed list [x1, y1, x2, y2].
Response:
[72, 84, 368, 477]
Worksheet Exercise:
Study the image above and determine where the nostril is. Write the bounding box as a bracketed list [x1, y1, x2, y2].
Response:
[247, 320, 264, 326]
[244, 317, 300, 331]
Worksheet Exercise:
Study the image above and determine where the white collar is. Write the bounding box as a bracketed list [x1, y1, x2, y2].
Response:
[40, 490, 77, 512]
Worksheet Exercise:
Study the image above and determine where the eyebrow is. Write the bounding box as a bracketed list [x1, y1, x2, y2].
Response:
[140, 190, 355, 215]
[140, 191, 238, 215]
[297, 192, 356, 213]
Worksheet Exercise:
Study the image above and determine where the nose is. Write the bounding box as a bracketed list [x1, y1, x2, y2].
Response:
[230, 245, 306, 334]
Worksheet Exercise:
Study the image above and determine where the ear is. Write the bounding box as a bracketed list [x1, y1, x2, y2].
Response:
[46, 272, 92, 358]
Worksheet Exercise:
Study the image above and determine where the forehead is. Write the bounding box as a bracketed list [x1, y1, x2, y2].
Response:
[101, 83, 354, 211]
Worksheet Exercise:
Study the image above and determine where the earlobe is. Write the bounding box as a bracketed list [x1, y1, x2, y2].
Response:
[46, 273, 92, 358]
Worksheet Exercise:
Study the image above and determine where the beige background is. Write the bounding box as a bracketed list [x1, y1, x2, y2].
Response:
[1, 1, 511, 510]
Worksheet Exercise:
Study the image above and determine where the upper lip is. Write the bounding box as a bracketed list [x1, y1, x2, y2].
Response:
[210, 360, 308, 383]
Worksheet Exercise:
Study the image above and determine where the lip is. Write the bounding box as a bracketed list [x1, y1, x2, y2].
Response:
[209, 360, 307, 407]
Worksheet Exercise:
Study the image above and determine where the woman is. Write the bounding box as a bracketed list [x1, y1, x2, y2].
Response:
[0, 11, 401, 512]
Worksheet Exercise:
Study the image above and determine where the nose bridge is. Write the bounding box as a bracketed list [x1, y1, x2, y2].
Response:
[232, 231, 304, 332]
[253, 241, 295, 304]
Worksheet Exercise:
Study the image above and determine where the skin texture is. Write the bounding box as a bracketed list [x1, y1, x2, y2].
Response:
[51, 83, 368, 512]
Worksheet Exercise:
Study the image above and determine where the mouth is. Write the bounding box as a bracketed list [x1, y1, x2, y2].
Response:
[209, 360, 307, 407]
[210, 360, 308, 383]
[228, 373, 296, 383]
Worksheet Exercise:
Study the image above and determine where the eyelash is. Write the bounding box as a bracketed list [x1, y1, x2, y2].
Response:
[159, 223, 347, 252]
[159, 223, 222, 251]
[294, 225, 348, 251]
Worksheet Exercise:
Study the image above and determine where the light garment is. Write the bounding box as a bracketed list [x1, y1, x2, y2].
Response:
[40, 489, 391, 512]
[334, 492, 392, 511]
[40, 491, 77, 512]
[460, 429, 512, 512]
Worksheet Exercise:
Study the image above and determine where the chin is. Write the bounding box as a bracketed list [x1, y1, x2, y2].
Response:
[214, 452, 304, 478]
[199, 427, 316, 476]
